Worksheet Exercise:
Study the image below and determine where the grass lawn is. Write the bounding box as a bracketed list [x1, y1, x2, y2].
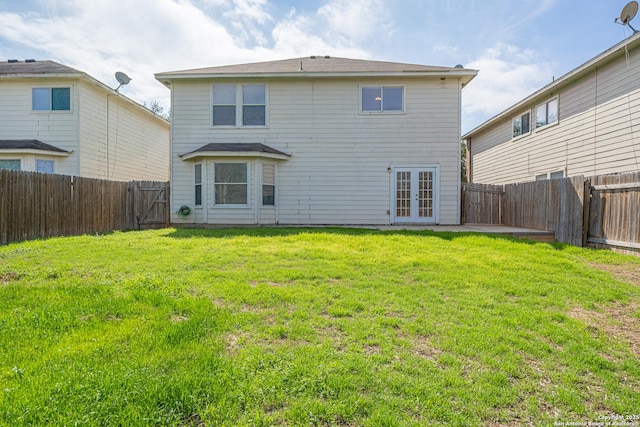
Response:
[1, 228, 639, 426]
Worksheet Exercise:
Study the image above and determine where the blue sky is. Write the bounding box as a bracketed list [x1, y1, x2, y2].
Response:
[0, 0, 636, 132]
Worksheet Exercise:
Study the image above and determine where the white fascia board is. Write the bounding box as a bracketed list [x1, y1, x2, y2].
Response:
[180, 151, 291, 161]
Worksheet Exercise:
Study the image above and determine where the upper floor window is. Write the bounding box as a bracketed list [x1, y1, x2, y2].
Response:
[33, 87, 71, 111]
[535, 97, 558, 129]
[212, 84, 266, 126]
[512, 111, 530, 139]
[361, 86, 404, 113]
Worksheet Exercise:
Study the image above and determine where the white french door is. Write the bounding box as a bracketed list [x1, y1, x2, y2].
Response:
[393, 167, 437, 223]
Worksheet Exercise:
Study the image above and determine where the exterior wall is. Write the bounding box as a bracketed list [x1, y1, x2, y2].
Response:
[78, 81, 170, 181]
[0, 78, 79, 175]
[171, 76, 463, 225]
[469, 45, 640, 185]
[0, 77, 169, 180]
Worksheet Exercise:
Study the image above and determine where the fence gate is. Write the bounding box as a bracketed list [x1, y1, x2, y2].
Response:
[127, 181, 170, 229]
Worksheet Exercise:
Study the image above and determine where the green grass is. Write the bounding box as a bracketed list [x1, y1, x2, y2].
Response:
[1, 228, 639, 426]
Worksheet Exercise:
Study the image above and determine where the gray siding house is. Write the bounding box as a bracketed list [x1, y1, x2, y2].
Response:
[463, 33, 640, 185]
[157, 57, 476, 226]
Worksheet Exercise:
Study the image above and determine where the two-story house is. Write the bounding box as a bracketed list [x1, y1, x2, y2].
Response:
[463, 33, 640, 185]
[0, 59, 170, 181]
[156, 56, 476, 225]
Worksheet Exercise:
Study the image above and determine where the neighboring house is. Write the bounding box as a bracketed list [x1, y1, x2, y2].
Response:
[463, 33, 640, 185]
[156, 56, 477, 225]
[0, 59, 170, 181]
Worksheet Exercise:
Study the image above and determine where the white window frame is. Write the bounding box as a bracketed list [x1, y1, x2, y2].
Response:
[36, 159, 54, 174]
[32, 87, 72, 112]
[261, 162, 276, 207]
[212, 161, 250, 208]
[512, 110, 531, 140]
[534, 96, 559, 130]
[211, 83, 268, 128]
[535, 170, 565, 181]
[0, 159, 21, 171]
[194, 163, 203, 207]
[360, 85, 405, 114]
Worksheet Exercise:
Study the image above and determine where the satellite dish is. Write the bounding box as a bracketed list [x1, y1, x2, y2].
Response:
[616, 1, 639, 32]
[114, 71, 131, 92]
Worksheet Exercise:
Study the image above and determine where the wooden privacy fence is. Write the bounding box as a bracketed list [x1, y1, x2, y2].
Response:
[462, 171, 640, 254]
[0, 170, 169, 245]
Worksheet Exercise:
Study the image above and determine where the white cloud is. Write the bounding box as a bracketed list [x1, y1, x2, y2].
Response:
[0, 0, 394, 111]
[462, 43, 553, 131]
[317, 0, 393, 44]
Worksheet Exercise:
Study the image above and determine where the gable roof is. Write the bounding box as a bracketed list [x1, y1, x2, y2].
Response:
[0, 60, 82, 76]
[0, 59, 169, 125]
[0, 139, 71, 156]
[462, 32, 640, 140]
[180, 143, 291, 161]
[156, 56, 477, 85]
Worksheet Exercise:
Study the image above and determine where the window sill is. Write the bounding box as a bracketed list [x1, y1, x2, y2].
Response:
[358, 111, 405, 116]
[511, 132, 531, 142]
[210, 204, 252, 209]
[534, 121, 559, 133]
[210, 125, 269, 129]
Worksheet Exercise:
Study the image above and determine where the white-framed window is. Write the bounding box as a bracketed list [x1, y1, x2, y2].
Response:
[212, 84, 266, 127]
[213, 162, 249, 206]
[32, 87, 71, 111]
[36, 159, 54, 174]
[361, 86, 404, 113]
[512, 111, 531, 139]
[194, 163, 202, 206]
[535, 97, 558, 129]
[262, 163, 275, 206]
[535, 170, 564, 181]
[242, 84, 266, 126]
[0, 159, 21, 170]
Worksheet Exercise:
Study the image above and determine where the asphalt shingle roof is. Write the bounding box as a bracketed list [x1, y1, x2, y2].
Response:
[0, 60, 82, 75]
[0, 140, 70, 152]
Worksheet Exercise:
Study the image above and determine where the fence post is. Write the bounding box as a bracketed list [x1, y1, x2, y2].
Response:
[582, 177, 592, 248]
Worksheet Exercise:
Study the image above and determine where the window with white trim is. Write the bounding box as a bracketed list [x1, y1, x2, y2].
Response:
[535, 97, 558, 129]
[33, 87, 71, 111]
[36, 159, 54, 174]
[0, 159, 21, 170]
[512, 111, 530, 138]
[361, 86, 404, 112]
[535, 170, 564, 181]
[194, 163, 202, 206]
[212, 84, 266, 126]
[262, 163, 275, 206]
[214, 163, 248, 205]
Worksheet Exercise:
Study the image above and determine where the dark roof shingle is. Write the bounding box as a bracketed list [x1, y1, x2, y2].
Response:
[0, 60, 82, 75]
[183, 143, 290, 157]
[158, 56, 474, 77]
[0, 139, 70, 152]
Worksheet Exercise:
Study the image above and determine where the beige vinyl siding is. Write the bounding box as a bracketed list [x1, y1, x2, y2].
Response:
[78, 81, 169, 181]
[470, 43, 640, 185]
[0, 77, 169, 180]
[0, 79, 79, 175]
[171, 77, 462, 225]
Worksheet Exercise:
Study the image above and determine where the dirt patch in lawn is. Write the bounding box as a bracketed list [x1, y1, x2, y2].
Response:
[590, 262, 640, 287]
[568, 302, 640, 358]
